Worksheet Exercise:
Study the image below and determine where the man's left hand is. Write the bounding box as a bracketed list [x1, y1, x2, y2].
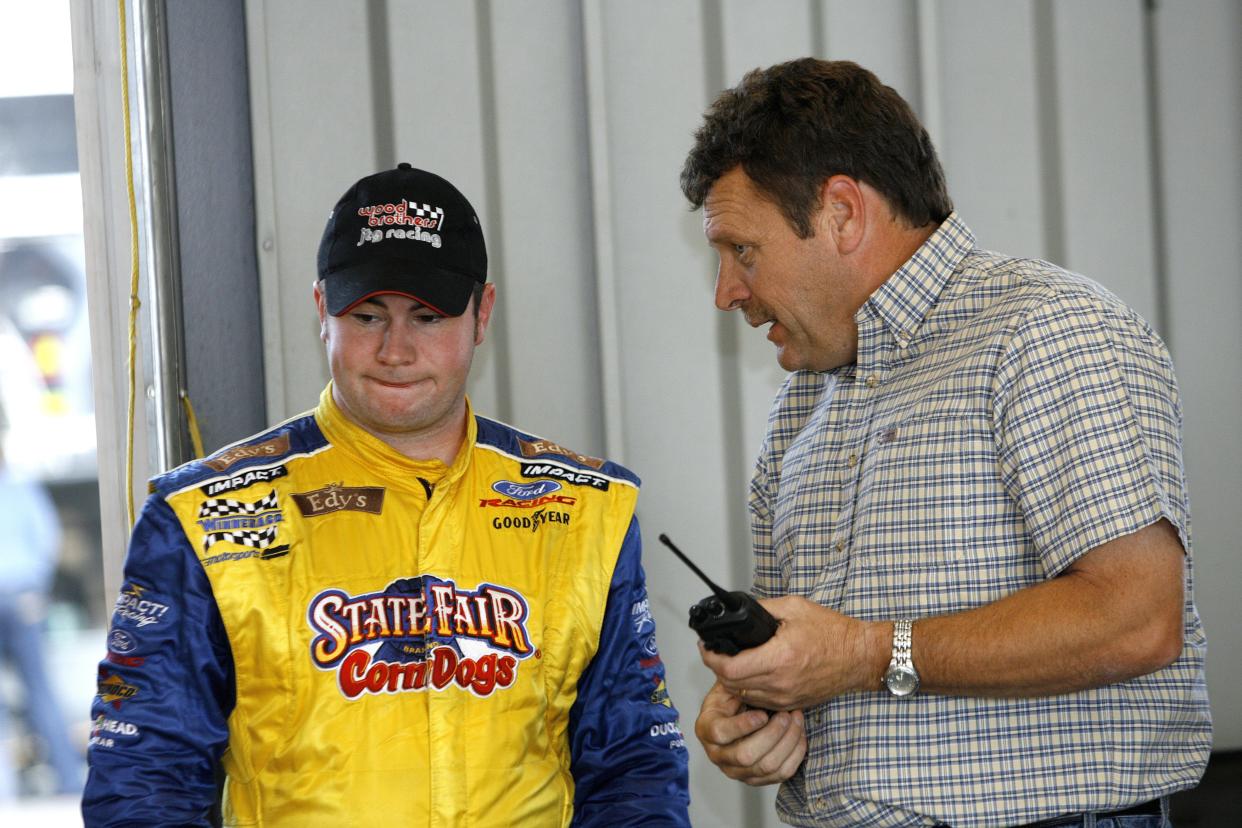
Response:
[699, 595, 883, 710]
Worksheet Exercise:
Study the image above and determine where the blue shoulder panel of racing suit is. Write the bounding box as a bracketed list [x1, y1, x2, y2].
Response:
[82, 414, 326, 827]
[473, 415, 642, 488]
[568, 520, 691, 826]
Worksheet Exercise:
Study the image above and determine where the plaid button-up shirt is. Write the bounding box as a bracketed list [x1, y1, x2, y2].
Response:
[752, 214, 1210, 827]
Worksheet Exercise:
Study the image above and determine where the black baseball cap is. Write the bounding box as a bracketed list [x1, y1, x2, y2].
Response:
[317, 163, 487, 317]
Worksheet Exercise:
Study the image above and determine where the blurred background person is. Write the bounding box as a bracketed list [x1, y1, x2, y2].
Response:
[0, 434, 83, 799]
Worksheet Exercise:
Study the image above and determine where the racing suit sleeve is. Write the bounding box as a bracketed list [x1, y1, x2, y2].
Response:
[82, 495, 235, 827]
[568, 517, 691, 827]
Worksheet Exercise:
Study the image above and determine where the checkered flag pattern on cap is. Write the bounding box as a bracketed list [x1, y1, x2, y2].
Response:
[409, 203, 445, 228]
[198, 490, 282, 551]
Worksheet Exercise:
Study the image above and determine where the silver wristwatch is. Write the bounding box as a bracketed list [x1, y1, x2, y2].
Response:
[883, 618, 919, 697]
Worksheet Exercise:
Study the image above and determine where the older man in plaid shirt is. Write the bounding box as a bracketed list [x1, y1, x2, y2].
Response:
[680, 58, 1209, 828]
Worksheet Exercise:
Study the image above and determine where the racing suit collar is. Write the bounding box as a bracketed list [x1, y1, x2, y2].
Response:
[313, 382, 475, 491]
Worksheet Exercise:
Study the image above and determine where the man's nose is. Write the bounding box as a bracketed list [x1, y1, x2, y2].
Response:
[714, 261, 749, 312]
[376, 324, 418, 364]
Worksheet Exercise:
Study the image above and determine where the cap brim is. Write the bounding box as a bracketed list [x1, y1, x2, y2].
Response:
[324, 262, 479, 317]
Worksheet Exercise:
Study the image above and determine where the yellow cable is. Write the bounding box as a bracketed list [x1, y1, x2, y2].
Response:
[118, 0, 141, 527]
[181, 392, 205, 459]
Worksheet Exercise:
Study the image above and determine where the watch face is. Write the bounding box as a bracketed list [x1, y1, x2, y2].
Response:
[885, 665, 919, 697]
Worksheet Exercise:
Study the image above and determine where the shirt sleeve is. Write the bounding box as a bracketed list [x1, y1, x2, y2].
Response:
[992, 290, 1191, 575]
[567, 517, 691, 827]
[82, 494, 235, 827]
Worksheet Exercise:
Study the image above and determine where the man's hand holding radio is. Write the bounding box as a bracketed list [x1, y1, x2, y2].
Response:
[699, 595, 885, 712]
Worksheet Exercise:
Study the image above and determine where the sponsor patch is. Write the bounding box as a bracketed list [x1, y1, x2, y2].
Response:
[631, 597, 654, 635]
[202, 544, 290, 567]
[197, 490, 283, 552]
[200, 464, 288, 496]
[307, 576, 536, 701]
[518, 438, 604, 470]
[106, 651, 145, 668]
[113, 583, 170, 628]
[650, 678, 672, 708]
[97, 672, 139, 710]
[490, 479, 561, 500]
[90, 715, 140, 749]
[108, 629, 136, 653]
[520, 462, 610, 491]
[478, 494, 576, 509]
[491, 509, 571, 532]
[650, 720, 685, 750]
[204, 434, 291, 472]
[292, 483, 385, 517]
[355, 199, 446, 250]
[358, 200, 444, 231]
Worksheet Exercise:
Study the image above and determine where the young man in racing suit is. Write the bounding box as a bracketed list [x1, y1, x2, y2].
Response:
[82, 164, 691, 826]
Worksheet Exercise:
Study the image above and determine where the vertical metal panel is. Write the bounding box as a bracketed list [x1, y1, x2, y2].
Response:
[823, 0, 922, 109]
[166, 0, 267, 455]
[134, 0, 191, 472]
[594, 2, 760, 824]
[484, 0, 602, 452]
[935, 0, 1047, 257]
[1153, 0, 1242, 750]
[1050, 0, 1160, 323]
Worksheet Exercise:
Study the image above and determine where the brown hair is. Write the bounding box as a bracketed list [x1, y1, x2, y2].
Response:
[681, 58, 952, 237]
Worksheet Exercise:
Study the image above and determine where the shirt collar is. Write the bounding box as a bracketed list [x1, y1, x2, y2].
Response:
[861, 212, 975, 345]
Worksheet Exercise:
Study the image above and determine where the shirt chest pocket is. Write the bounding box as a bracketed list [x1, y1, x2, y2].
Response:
[852, 410, 1017, 573]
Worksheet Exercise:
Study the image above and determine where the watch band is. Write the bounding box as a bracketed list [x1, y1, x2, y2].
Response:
[884, 618, 919, 697]
[892, 618, 913, 666]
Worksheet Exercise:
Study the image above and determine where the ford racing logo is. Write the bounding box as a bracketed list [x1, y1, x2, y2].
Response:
[108, 629, 136, 653]
[491, 479, 562, 500]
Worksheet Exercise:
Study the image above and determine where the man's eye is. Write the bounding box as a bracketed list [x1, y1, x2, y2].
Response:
[351, 313, 380, 324]
[415, 314, 442, 324]
[734, 244, 754, 261]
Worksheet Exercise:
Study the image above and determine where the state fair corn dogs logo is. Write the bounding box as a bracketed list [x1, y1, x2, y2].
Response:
[307, 575, 535, 700]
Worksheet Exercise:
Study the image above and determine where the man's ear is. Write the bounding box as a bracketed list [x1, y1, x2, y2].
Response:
[817, 175, 866, 255]
[313, 280, 329, 342]
[474, 283, 497, 345]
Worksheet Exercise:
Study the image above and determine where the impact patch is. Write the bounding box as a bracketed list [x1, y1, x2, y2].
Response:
[200, 464, 288, 497]
[520, 462, 610, 491]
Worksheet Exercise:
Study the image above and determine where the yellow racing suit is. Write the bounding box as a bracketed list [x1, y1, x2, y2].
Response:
[83, 386, 690, 826]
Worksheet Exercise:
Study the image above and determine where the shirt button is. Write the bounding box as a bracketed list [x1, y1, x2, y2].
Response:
[814, 797, 828, 812]
[865, 375, 879, 388]
[847, 453, 859, 468]
[835, 540, 845, 553]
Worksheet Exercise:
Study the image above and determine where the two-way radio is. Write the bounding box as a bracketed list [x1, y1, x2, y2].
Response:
[658, 533, 779, 655]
